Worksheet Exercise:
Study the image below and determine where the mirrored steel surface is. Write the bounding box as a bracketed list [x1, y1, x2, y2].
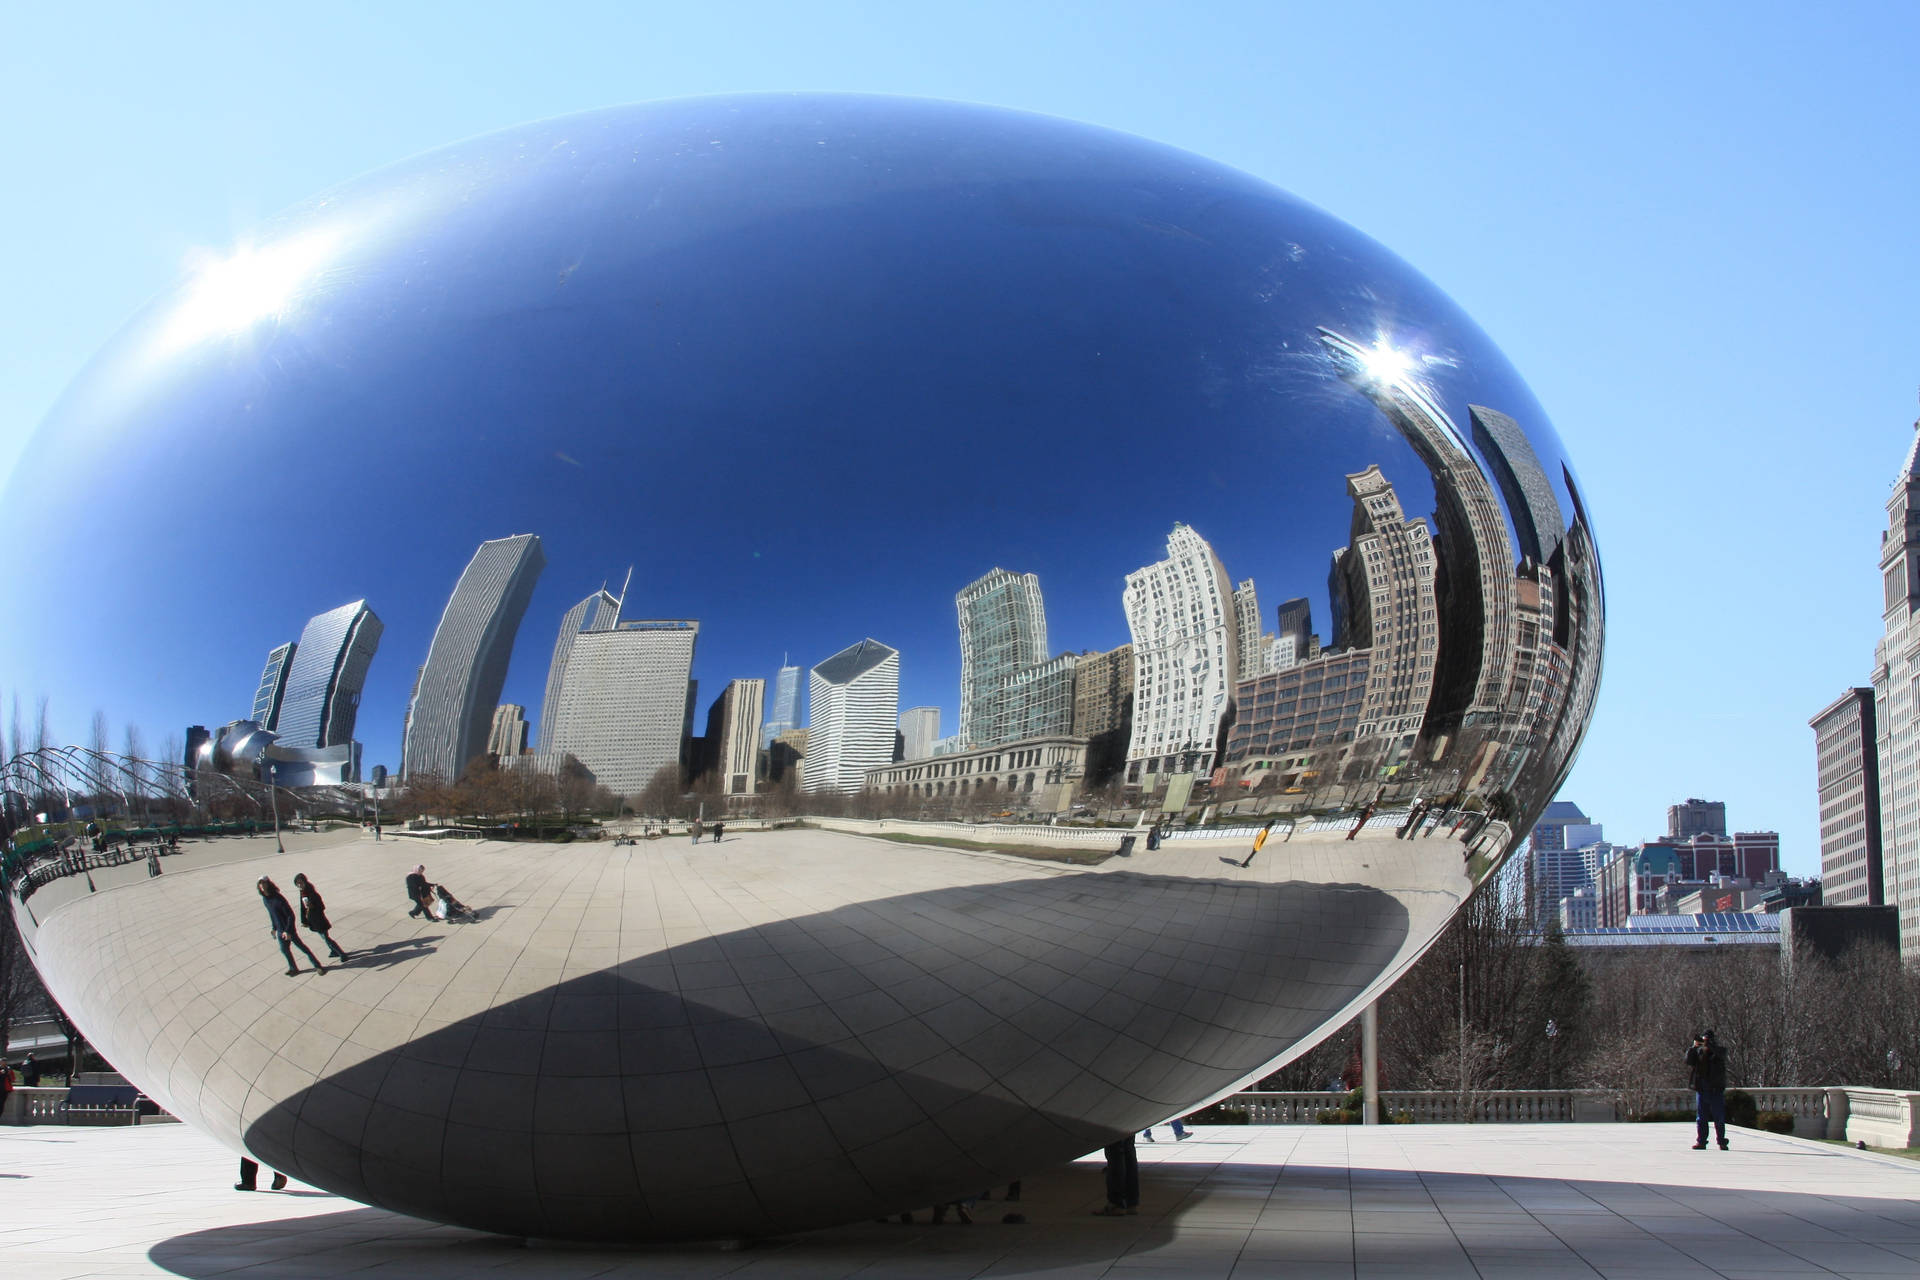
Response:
[1, 94, 1601, 1241]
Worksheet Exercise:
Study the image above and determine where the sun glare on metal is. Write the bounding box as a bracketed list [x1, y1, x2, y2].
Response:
[158, 227, 344, 352]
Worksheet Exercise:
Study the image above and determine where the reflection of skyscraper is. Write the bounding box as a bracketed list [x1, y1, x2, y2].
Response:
[956, 569, 1050, 748]
[705, 678, 765, 796]
[251, 642, 296, 731]
[1123, 523, 1239, 783]
[1328, 466, 1437, 757]
[276, 601, 384, 750]
[489, 704, 529, 758]
[898, 706, 940, 761]
[1072, 643, 1134, 787]
[1233, 580, 1264, 679]
[762, 661, 802, 748]
[803, 639, 900, 794]
[1267, 598, 1316, 671]
[1532, 466, 1604, 798]
[1470, 405, 1566, 568]
[549, 620, 700, 794]
[402, 534, 546, 780]
[537, 583, 623, 756]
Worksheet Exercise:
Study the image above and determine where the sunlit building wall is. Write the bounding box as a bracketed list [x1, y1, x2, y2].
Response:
[898, 706, 940, 761]
[276, 600, 384, 751]
[537, 586, 622, 756]
[489, 704, 529, 758]
[1123, 523, 1239, 784]
[1810, 687, 1883, 907]
[803, 639, 899, 794]
[549, 620, 699, 796]
[705, 678, 765, 795]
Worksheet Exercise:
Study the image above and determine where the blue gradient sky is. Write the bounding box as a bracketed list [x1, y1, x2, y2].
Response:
[4, 2, 1918, 872]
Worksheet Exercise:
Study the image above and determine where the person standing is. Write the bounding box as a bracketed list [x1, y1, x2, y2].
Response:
[405, 865, 433, 919]
[235, 1158, 288, 1192]
[1092, 1134, 1140, 1215]
[258, 877, 325, 976]
[1240, 820, 1275, 869]
[20, 1053, 41, 1087]
[690, 819, 704, 845]
[1687, 1029, 1730, 1149]
[292, 873, 350, 961]
[711, 821, 725, 844]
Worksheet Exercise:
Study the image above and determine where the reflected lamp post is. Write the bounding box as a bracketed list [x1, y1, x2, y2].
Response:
[1545, 1018, 1559, 1092]
[265, 763, 285, 854]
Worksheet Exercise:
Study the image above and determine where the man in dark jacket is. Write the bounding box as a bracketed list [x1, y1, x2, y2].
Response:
[406, 865, 433, 919]
[1686, 1029, 1729, 1150]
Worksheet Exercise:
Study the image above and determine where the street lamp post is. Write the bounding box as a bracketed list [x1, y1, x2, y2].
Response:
[1545, 1018, 1560, 1093]
[266, 763, 285, 854]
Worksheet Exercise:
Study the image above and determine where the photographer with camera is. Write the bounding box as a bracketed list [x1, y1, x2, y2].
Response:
[1686, 1029, 1730, 1150]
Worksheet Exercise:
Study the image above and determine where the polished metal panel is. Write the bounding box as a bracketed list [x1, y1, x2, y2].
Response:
[1, 94, 1601, 1241]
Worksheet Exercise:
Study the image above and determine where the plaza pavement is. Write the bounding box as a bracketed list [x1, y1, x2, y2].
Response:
[3, 1121, 1917, 1279]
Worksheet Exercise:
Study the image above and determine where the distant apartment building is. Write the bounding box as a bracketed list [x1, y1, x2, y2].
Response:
[1071, 643, 1134, 787]
[704, 678, 765, 796]
[1596, 843, 1685, 927]
[251, 641, 296, 731]
[802, 639, 899, 794]
[488, 704, 529, 759]
[1558, 886, 1599, 932]
[866, 734, 1087, 810]
[761, 660, 802, 749]
[275, 601, 384, 754]
[1667, 798, 1727, 840]
[898, 706, 940, 762]
[1527, 800, 1604, 928]
[1673, 831, 1780, 883]
[547, 620, 699, 795]
[536, 584, 623, 756]
[1223, 648, 1370, 788]
[402, 534, 545, 780]
[1123, 523, 1239, 786]
[1810, 687, 1884, 907]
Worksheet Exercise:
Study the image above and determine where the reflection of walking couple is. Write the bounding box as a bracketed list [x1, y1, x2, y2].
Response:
[257, 876, 346, 976]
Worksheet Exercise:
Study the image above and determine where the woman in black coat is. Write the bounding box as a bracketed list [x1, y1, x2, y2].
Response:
[292, 872, 349, 961]
[257, 877, 326, 976]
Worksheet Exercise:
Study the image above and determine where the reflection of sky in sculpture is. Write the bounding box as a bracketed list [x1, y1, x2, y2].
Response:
[0, 94, 1579, 776]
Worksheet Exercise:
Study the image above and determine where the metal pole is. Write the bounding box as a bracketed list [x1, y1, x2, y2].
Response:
[267, 765, 285, 854]
[1457, 961, 1466, 1114]
[1361, 1000, 1379, 1125]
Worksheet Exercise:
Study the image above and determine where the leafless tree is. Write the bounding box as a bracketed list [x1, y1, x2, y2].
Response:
[33, 696, 52, 753]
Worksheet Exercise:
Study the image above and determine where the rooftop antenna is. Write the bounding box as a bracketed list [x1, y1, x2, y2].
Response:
[615, 566, 633, 619]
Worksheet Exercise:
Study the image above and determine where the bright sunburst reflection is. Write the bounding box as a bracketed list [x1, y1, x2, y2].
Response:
[1356, 340, 1415, 386]
[157, 227, 345, 353]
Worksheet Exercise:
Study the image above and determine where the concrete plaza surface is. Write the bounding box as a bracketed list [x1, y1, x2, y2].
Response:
[4, 1123, 1919, 1279]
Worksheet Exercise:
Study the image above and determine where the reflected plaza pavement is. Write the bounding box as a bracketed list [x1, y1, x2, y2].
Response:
[3, 1120, 1916, 1279]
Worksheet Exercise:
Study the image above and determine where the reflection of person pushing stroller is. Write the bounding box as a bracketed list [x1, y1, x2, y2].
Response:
[405, 864, 474, 922]
[432, 882, 474, 921]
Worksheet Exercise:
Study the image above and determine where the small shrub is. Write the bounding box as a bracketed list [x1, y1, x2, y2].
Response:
[1757, 1111, 1795, 1134]
[1726, 1090, 1759, 1129]
[1315, 1109, 1355, 1124]
[1183, 1102, 1249, 1125]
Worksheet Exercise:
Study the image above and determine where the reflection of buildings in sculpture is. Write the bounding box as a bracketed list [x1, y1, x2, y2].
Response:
[1470, 405, 1567, 569]
[897, 707, 940, 762]
[1327, 465, 1437, 768]
[1531, 468, 1604, 797]
[1320, 330, 1516, 748]
[1808, 688, 1883, 908]
[1123, 523, 1239, 785]
[187, 719, 361, 788]
[488, 704, 529, 759]
[251, 642, 296, 732]
[547, 621, 699, 796]
[761, 661, 802, 750]
[1479, 563, 1557, 795]
[929, 734, 964, 756]
[275, 600, 384, 755]
[866, 733, 1087, 809]
[1233, 580, 1266, 678]
[703, 678, 765, 796]
[956, 569, 1060, 749]
[1876, 423, 1920, 957]
[402, 534, 547, 780]
[1071, 643, 1134, 787]
[767, 727, 807, 785]
[536, 583, 623, 756]
[1222, 648, 1370, 788]
[802, 639, 899, 794]
[1268, 597, 1317, 672]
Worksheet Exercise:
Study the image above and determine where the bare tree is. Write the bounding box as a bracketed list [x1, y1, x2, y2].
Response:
[88, 709, 110, 759]
[33, 696, 52, 753]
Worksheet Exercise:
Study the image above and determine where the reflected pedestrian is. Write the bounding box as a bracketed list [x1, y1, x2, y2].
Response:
[1239, 820, 1275, 869]
[20, 1054, 39, 1087]
[292, 873, 350, 961]
[711, 821, 725, 843]
[258, 877, 325, 976]
[690, 819, 704, 845]
[1092, 1135, 1139, 1215]
[406, 864, 433, 919]
[1687, 1029, 1730, 1150]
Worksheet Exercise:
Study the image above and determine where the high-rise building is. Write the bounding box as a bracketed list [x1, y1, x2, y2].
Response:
[1269, 598, 1315, 672]
[548, 620, 700, 795]
[1328, 465, 1438, 761]
[1123, 523, 1239, 784]
[1874, 420, 1920, 956]
[1666, 799, 1727, 840]
[275, 601, 384, 750]
[762, 661, 802, 748]
[898, 707, 940, 761]
[1233, 580, 1265, 679]
[956, 569, 1051, 748]
[402, 534, 546, 780]
[251, 642, 296, 731]
[536, 582, 624, 756]
[1470, 404, 1567, 569]
[489, 704, 529, 758]
[803, 639, 899, 794]
[1526, 801, 1603, 928]
[704, 678, 765, 796]
[1810, 688, 1884, 907]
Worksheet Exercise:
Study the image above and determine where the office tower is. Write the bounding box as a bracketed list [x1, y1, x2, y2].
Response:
[489, 704, 530, 758]
[705, 678, 765, 795]
[402, 534, 546, 780]
[1233, 580, 1264, 678]
[1470, 404, 1568, 568]
[1122, 523, 1239, 783]
[762, 660, 802, 748]
[1268, 598, 1316, 672]
[251, 642, 296, 731]
[1527, 801, 1603, 927]
[1666, 799, 1727, 840]
[275, 600, 384, 750]
[802, 639, 899, 794]
[1223, 648, 1370, 768]
[547, 620, 699, 795]
[536, 582, 624, 756]
[1327, 466, 1437, 758]
[1810, 688, 1884, 907]
[1873, 420, 1920, 957]
[956, 569, 1049, 748]
[898, 707, 941, 761]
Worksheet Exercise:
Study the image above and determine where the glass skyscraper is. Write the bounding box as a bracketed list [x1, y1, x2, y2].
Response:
[761, 661, 802, 748]
[402, 534, 546, 780]
[250, 641, 296, 731]
[956, 568, 1051, 749]
[275, 600, 384, 750]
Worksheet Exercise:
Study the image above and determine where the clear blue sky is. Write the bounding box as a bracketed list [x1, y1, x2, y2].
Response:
[4, 2, 1917, 874]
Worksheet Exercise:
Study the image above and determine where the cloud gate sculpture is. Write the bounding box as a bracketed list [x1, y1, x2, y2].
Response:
[1, 94, 1601, 1241]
